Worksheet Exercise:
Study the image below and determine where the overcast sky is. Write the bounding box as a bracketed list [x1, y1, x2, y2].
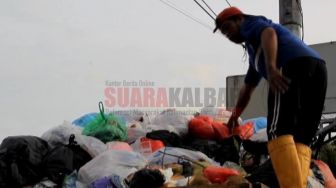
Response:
[0, 0, 335, 141]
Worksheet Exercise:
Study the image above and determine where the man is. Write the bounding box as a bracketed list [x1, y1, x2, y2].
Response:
[214, 7, 328, 188]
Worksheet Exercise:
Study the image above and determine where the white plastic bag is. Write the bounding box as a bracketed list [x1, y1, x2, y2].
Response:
[75, 135, 107, 158]
[41, 121, 83, 147]
[126, 121, 146, 144]
[41, 122, 106, 157]
[144, 124, 179, 135]
[249, 128, 268, 142]
[147, 147, 219, 166]
[78, 150, 147, 184]
[151, 109, 192, 135]
[114, 110, 151, 126]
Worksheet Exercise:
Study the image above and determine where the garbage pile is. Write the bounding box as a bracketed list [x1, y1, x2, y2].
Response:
[0, 102, 335, 188]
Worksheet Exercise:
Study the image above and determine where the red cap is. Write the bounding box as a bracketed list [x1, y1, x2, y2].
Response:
[213, 7, 243, 33]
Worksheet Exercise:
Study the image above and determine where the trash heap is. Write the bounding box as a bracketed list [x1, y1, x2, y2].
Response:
[0, 102, 335, 188]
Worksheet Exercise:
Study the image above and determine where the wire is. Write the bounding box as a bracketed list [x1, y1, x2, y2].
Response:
[200, 0, 217, 17]
[225, 0, 232, 7]
[161, 147, 167, 168]
[159, 0, 213, 30]
[295, 0, 304, 41]
[193, 0, 215, 20]
[158, 150, 207, 168]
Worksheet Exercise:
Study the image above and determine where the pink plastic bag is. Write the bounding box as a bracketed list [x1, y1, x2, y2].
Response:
[106, 141, 133, 152]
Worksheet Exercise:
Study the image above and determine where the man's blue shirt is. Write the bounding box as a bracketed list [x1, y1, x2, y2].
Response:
[240, 15, 322, 86]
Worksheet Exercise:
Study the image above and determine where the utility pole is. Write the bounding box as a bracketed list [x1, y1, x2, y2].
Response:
[279, 0, 302, 39]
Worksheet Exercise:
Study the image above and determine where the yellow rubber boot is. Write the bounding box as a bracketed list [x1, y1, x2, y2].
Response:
[268, 135, 303, 188]
[296, 143, 312, 188]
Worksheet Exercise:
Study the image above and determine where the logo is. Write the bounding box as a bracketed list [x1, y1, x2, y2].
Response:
[104, 80, 226, 108]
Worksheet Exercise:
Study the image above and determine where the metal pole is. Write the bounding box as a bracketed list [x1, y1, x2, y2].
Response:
[279, 0, 302, 38]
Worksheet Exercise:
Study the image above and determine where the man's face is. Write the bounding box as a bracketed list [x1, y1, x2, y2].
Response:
[219, 18, 244, 44]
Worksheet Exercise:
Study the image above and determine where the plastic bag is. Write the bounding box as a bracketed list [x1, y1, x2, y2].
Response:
[127, 122, 181, 144]
[188, 115, 215, 140]
[33, 179, 57, 188]
[62, 171, 77, 188]
[189, 116, 231, 140]
[144, 124, 179, 136]
[203, 166, 240, 184]
[222, 161, 247, 176]
[127, 121, 146, 144]
[236, 122, 254, 140]
[212, 121, 230, 140]
[243, 117, 267, 133]
[41, 121, 106, 157]
[41, 121, 83, 147]
[147, 147, 219, 166]
[249, 128, 268, 142]
[75, 135, 107, 158]
[110, 174, 126, 188]
[107, 141, 133, 152]
[113, 110, 151, 125]
[200, 107, 243, 124]
[151, 109, 192, 135]
[72, 113, 99, 128]
[90, 176, 114, 188]
[82, 102, 127, 143]
[131, 137, 165, 157]
[78, 150, 147, 184]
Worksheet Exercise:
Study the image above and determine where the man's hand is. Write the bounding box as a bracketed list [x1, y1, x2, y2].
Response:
[227, 115, 239, 135]
[267, 67, 290, 94]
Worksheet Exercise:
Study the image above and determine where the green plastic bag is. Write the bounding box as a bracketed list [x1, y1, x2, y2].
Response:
[82, 102, 127, 143]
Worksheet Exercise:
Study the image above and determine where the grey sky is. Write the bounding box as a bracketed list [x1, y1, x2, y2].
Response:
[0, 0, 335, 141]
